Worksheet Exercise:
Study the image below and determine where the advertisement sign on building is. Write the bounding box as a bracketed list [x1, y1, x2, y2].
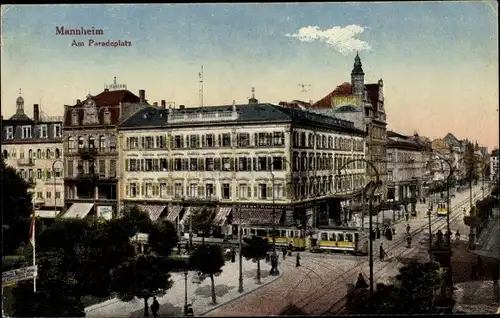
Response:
[332, 95, 361, 108]
[97, 206, 113, 220]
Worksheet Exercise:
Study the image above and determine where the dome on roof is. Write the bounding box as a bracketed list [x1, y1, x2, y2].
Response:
[16, 95, 24, 105]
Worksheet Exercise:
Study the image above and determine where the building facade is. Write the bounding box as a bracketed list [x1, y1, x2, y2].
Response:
[298, 53, 388, 204]
[62, 84, 148, 220]
[118, 99, 365, 235]
[490, 149, 499, 180]
[386, 131, 425, 202]
[1, 93, 64, 216]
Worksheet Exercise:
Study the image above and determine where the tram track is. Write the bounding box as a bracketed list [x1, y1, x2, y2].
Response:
[327, 187, 487, 315]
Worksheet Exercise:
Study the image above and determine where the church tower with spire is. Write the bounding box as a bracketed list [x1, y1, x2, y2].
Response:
[351, 52, 365, 97]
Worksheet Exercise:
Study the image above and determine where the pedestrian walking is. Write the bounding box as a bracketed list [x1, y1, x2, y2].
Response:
[406, 224, 411, 234]
[406, 235, 412, 248]
[282, 247, 287, 260]
[296, 253, 301, 267]
[231, 248, 236, 263]
[288, 243, 293, 256]
[355, 272, 368, 289]
[423, 198, 426, 204]
[392, 227, 396, 235]
[151, 296, 160, 317]
[376, 227, 381, 239]
[379, 244, 385, 261]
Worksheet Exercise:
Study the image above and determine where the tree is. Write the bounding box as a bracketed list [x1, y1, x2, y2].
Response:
[241, 236, 271, 284]
[346, 261, 442, 314]
[190, 206, 216, 244]
[463, 141, 479, 182]
[1, 158, 34, 254]
[189, 244, 225, 305]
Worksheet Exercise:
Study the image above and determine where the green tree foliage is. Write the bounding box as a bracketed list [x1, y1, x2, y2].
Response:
[112, 255, 173, 317]
[347, 261, 442, 314]
[1, 158, 35, 254]
[241, 236, 271, 284]
[463, 141, 479, 182]
[190, 206, 216, 244]
[189, 244, 225, 305]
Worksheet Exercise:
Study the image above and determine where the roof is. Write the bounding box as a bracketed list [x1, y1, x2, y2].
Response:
[72, 90, 140, 107]
[120, 103, 364, 135]
[387, 131, 407, 139]
[311, 82, 353, 109]
[443, 133, 461, 146]
[387, 138, 423, 151]
[9, 112, 33, 121]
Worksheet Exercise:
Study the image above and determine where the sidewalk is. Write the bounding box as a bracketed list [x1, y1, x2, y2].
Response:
[85, 256, 281, 317]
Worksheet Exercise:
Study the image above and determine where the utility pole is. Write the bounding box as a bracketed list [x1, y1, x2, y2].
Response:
[199, 66, 204, 107]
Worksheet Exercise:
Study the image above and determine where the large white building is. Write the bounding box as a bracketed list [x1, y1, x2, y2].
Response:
[1, 93, 64, 217]
[118, 98, 366, 236]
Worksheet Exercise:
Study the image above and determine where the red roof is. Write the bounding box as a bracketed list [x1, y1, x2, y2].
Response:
[310, 82, 353, 109]
[63, 90, 140, 127]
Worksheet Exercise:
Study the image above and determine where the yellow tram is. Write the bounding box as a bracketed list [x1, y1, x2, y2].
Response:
[436, 200, 448, 216]
[311, 228, 369, 255]
[241, 226, 307, 250]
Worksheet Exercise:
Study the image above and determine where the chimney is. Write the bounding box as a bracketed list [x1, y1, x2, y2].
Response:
[76, 99, 81, 104]
[161, 100, 166, 108]
[153, 102, 158, 106]
[179, 105, 185, 109]
[33, 104, 39, 123]
[139, 89, 145, 103]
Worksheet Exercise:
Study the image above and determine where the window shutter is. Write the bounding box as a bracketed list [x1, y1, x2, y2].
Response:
[213, 186, 216, 197]
[236, 185, 240, 199]
[247, 187, 252, 198]
[214, 158, 221, 171]
[198, 185, 203, 196]
[125, 159, 129, 171]
[268, 185, 273, 199]
[235, 158, 239, 171]
[186, 135, 190, 148]
[141, 184, 145, 196]
[202, 135, 206, 147]
[247, 158, 252, 171]
[169, 135, 174, 149]
[168, 159, 173, 171]
[126, 185, 129, 196]
[254, 133, 258, 146]
[230, 158, 234, 171]
[182, 159, 188, 171]
[199, 158, 205, 170]
[167, 184, 173, 195]
[252, 158, 256, 171]
[267, 157, 273, 170]
[254, 186, 258, 198]
[186, 185, 189, 196]
[282, 157, 287, 171]
[218, 134, 222, 147]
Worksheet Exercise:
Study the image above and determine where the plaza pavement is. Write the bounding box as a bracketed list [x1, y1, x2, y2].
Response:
[84, 257, 281, 317]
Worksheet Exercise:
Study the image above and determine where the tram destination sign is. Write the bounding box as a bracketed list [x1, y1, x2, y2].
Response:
[2, 265, 38, 286]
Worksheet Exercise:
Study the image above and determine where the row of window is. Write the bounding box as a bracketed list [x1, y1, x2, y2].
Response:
[292, 131, 364, 151]
[35, 191, 62, 200]
[18, 168, 62, 180]
[125, 174, 364, 201]
[4, 124, 62, 140]
[125, 132, 286, 150]
[66, 159, 117, 177]
[2, 148, 61, 160]
[292, 153, 365, 171]
[387, 168, 422, 182]
[125, 157, 286, 172]
[66, 135, 117, 152]
[71, 108, 112, 126]
[387, 152, 421, 163]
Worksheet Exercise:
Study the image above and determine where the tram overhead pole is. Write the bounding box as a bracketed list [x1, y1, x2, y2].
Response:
[338, 158, 381, 308]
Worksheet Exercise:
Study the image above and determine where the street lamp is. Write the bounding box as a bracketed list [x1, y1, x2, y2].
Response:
[268, 157, 292, 277]
[338, 158, 381, 306]
[236, 204, 244, 293]
[52, 159, 64, 216]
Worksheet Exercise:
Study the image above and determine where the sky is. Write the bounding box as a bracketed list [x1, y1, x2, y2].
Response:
[1, 2, 498, 149]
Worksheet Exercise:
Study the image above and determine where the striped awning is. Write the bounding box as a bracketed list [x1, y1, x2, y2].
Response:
[136, 204, 167, 221]
[179, 207, 192, 226]
[166, 206, 183, 223]
[35, 210, 60, 219]
[62, 203, 94, 219]
[213, 207, 232, 226]
[233, 208, 282, 226]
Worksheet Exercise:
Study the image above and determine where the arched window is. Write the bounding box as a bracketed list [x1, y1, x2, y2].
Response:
[28, 149, 33, 159]
[2, 150, 8, 159]
[46, 148, 51, 159]
[99, 136, 106, 151]
[37, 149, 41, 159]
[55, 148, 60, 159]
[88, 136, 96, 149]
[78, 136, 84, 149]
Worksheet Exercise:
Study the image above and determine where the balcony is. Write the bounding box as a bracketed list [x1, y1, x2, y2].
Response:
[17, 158, 35, 166]
[77, 146, 98, 159]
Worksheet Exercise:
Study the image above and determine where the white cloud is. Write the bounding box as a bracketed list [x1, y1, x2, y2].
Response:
[285, 24, 371, 56]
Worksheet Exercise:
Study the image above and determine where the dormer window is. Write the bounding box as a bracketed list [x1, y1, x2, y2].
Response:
[54, 124, 62, 137]
[72, 111, 79, 125]
[5, 126, 13, 139]
[103, 108, 111, 124]
[40, 124, 48, 138]
[83, 97, 99, 125]
[21, 126, 32, 139]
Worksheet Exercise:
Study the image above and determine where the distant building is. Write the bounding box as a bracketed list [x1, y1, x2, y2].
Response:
[62, 81, 148, 220]
[1, 91, 64, 217]
[118, 96, 366, 236]
[490, 149, 499, 180]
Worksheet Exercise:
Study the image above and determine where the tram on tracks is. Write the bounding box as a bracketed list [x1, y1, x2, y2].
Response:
[241, 226, 369, 255]
[436, 200, 449, 216]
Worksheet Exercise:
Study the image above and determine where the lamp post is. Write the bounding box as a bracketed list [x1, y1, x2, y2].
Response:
[52, 159, 64, 216]
[267, 157, 292, 277]
[184, 270, 188, 316]
[237, 204, 244, 293]
[338, 158, 381, 306]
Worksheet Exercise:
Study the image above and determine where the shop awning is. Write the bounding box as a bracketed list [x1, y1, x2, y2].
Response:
[233, 208, 282, 226]
[62, 203, 94, 219]
[35, 210, 60, 219]
[166, 205, 183, 223]
[179, 207, 193, 226]
[213, 207, 232, 226]
[136, 204, 167, 221]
